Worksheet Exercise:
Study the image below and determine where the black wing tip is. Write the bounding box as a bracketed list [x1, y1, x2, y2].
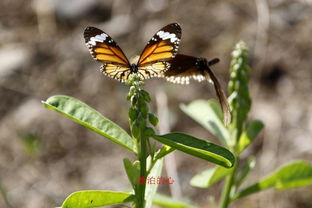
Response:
[84, 26, 95, 39]
[168, 22, 181, 27]
[170, 22, 182, 32]
[84, 26, 96, 33]
[162, 23, 182, 34]
[83, 26, 104, 38]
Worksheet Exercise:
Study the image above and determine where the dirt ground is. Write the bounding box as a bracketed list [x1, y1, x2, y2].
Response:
[0, 0, 311, 208]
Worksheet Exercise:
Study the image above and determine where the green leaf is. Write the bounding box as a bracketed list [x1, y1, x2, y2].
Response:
[145, 158, 164, 208]
[155, 145, 176, 160]
[238, 120, 264, 153]
[152, 133, 235, 168]
[190, 166, 232, 188]
[180, 99, 231, 146]
[233, 161, 312, 200]
[153, 193, 197, 208]
[123, 158, 140, 190]
[234, 157, 256, 187]
[61, 190, 135, 208]
[43, 95, 137, 153]
[148, 113, 159, 127]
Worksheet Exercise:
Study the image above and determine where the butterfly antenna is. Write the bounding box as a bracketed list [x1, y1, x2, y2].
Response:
[207, 58, 220, 66]
[204, 62, 231, 126]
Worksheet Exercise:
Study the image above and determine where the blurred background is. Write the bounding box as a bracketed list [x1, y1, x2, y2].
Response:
[0, 0, 311, 207]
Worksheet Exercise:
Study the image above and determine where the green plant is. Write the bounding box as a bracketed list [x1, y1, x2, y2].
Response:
[43, 74, 235, 208]
[183, 41, 312, 208]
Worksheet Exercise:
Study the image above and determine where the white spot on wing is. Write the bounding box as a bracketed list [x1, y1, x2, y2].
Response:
[156, 31, 178, 43]
[89, 33, 108, 46]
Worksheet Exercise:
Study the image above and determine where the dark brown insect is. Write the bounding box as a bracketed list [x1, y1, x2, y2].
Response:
[165, 54, 231, 125]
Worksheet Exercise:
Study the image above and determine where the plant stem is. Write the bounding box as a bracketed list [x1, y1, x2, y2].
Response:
[137, 134, 147, 208]
[220, 160, 237, 208]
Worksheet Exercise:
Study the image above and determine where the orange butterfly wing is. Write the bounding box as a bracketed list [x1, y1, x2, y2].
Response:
[136, 23, 182, 80]
[84, 27, 131, 82]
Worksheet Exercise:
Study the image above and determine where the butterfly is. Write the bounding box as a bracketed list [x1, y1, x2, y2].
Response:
[165, 54, 231, 125]
[84, 23, 181, 82]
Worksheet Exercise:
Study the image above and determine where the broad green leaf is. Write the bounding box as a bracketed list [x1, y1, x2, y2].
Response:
[233, 161, 312, 200]
[123, 158, 140, 190]
[61, 190, 135, 208]
[190, 166, 232, 188]
[238, 120, 264, 153]
[153, 193, 197, 208]
[43, 95, 137, 153]
[235, 157, 256, 188]
[180, 99, 231, 146]
[155, 145, 176, 160]
[152, 133, 235, 168]
[145, 158, 164, 208]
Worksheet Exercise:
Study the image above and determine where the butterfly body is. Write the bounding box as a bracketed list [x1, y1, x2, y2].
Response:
[130, 64, 139, 73]
[84, 23, 181, 82]
[195, 58, 208, 75]
[195, 57, 221, 77]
